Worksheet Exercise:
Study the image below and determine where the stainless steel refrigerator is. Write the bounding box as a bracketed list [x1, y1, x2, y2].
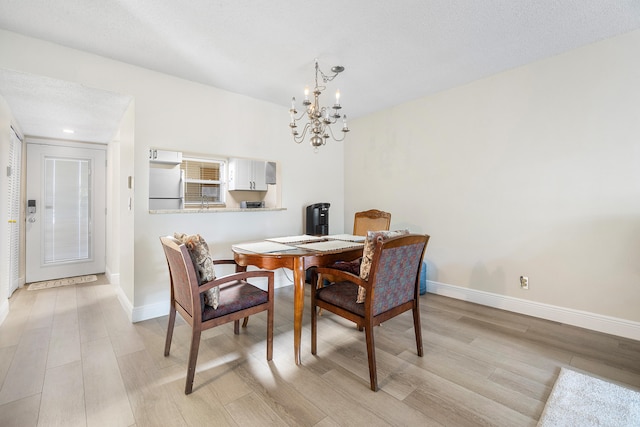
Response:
[149, 165, 183, 209]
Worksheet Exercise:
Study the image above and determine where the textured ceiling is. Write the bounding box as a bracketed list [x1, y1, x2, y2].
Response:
[0, 0, 639, 143]
[0, 69, 132, 143]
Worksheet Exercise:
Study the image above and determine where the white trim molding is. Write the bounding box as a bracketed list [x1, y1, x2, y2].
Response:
[426, 280, 640, 341]
[131, 300, 168, 323]
[114, 284, 134, 323]
[105, 266, 120, 285]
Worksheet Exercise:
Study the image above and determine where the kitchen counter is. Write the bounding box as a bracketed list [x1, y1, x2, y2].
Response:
[149, 207, 286, 214]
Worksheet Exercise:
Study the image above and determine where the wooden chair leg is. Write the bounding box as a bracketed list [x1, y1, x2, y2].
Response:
[242, 316, 249, 327]
[185, 328, 202, 395]
[234, 319, 240, 335]
[413, 304, 423, 357]
[312, 269, 326, 316]
[364, 324, 378, 391]
[164, 306, 177, 357]
[266, 307, 274, 361]
[311, 303, 317, 355]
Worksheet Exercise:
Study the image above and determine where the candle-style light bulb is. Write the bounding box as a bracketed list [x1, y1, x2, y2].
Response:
[335, 89, 341, 105]
[342, 114, 348, 130]
[291, 97, 296, 110]
[304, 86, 310, 100]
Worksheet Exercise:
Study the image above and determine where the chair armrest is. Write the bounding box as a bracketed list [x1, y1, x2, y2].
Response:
[315, 267, 369, 290]
[199, 270, 274, 294]
[212, 259, 237, 266]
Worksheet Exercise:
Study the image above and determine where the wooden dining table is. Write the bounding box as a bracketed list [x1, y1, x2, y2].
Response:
[231, 240, 363, 365]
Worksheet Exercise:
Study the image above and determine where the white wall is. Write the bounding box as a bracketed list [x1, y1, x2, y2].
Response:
[347, 30, 640, 335]
[114, 102, 136, 311]
[0, 29, 346, 321]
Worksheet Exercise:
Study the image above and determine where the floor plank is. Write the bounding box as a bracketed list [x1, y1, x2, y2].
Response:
[38, 360, 86, 427]
[81, 336, 135, 426]
[0, 326, 50, 405]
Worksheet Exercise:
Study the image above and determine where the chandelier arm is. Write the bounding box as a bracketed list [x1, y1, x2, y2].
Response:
[291, 110, 308, 121]
[293, 122, 311, 144]
[325, 124, 346, 142]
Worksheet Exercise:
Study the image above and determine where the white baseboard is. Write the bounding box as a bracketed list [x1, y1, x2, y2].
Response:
[113, 283, 134, 323]
[111, 279, 168, 323]
[426, 280, 640, 341]
[132, 301, 169, 323]
[105, 266, 120, 285]
[111, 273, 640, 341]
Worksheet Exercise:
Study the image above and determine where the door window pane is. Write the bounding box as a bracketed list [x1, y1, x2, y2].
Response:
[43, 157, 91, 263]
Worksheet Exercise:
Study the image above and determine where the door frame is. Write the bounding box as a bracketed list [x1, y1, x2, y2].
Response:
[7, 127, 22, 296]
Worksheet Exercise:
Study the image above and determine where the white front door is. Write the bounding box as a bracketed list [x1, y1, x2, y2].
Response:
[26, 143, 106, 283]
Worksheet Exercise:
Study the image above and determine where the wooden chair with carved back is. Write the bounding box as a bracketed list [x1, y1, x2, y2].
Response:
[353, 209, 391, 236]
[325, 209, 392, 281]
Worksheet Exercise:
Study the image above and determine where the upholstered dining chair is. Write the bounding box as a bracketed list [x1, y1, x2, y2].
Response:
[311, 232, 429, 391]
[160, 235, 274, 394]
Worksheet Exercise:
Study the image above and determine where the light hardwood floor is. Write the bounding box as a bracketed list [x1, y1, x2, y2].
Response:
[1, 275, 639, 426]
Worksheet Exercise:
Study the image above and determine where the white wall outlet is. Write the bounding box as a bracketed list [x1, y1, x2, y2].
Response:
[520, 276, 529, 289]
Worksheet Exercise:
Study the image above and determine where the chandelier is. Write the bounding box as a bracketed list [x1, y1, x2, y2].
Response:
[289, 59, 350, 152]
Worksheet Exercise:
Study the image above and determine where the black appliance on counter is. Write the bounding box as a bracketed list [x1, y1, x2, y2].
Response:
[305, 203, 330, 235]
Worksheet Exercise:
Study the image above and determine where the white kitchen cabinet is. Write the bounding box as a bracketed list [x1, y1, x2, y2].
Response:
[149, 149, 182, 164]
[228, 158, 267, 191]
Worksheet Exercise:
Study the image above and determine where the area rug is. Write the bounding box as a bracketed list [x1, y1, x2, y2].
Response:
[28, 274, 97, 291]
[538, 368, 640, 426]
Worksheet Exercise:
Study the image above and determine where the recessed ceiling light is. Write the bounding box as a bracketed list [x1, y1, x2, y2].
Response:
[63, 129, 75, 134]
